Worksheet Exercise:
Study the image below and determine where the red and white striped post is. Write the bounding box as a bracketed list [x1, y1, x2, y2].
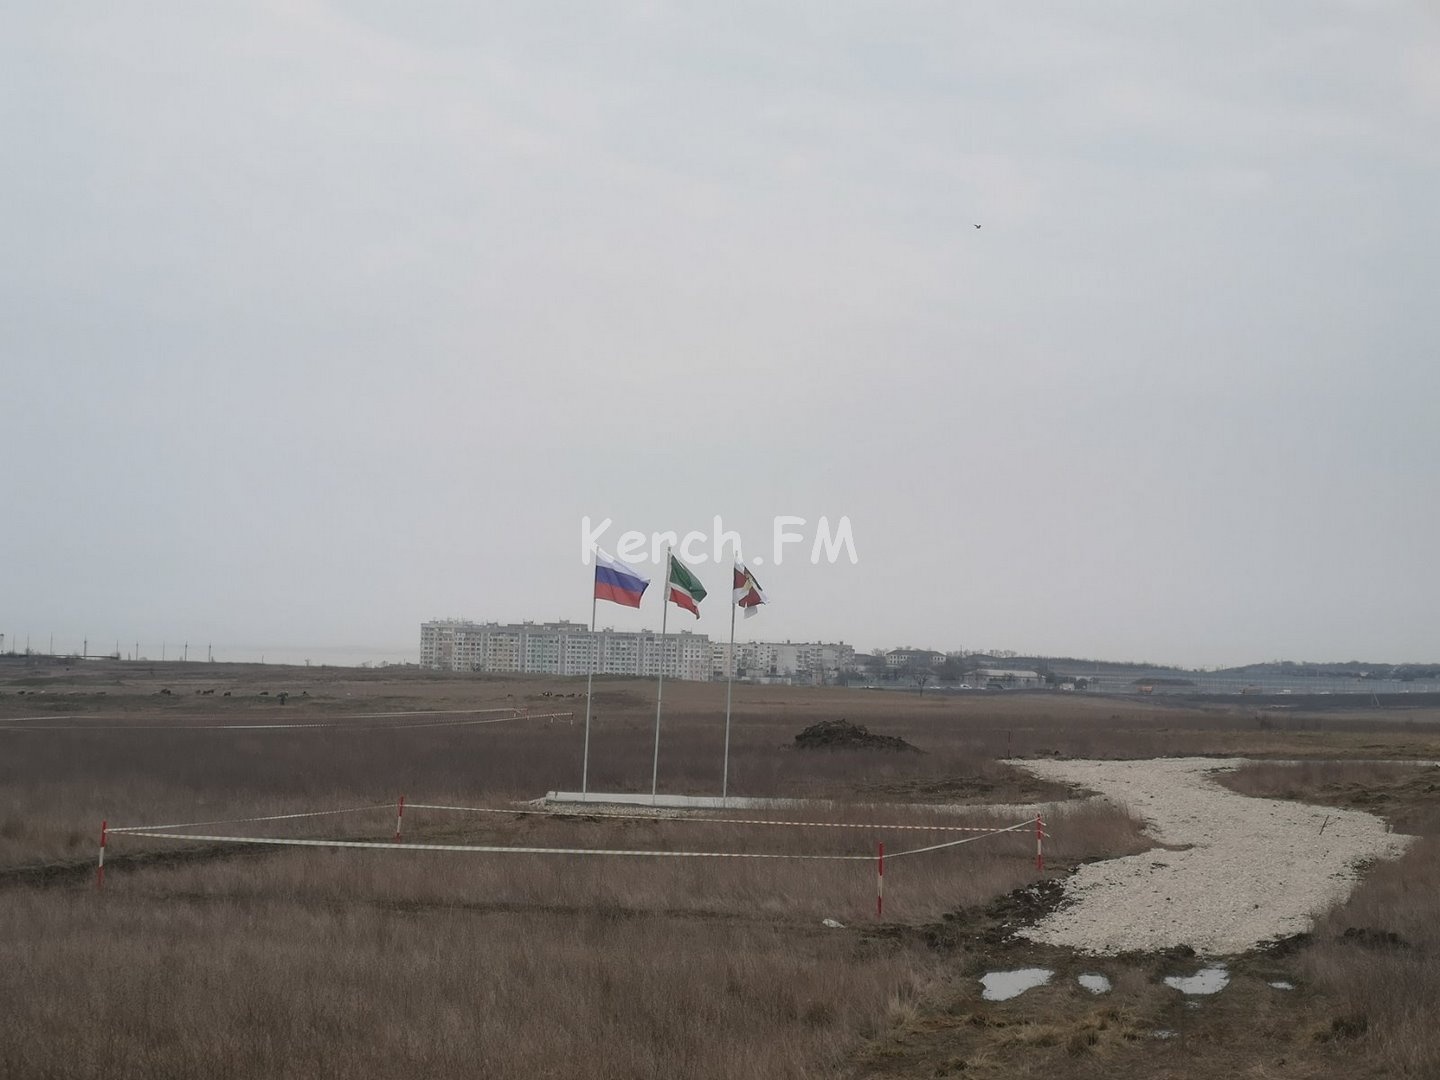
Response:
[1035, 813, 1045, 872]
[876, 841, 885, 919]
[96, 820, 108, 890]
[393, 795, 406, 843]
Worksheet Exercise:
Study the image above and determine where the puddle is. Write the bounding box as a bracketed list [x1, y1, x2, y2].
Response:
[1077, 973, 1112, 995]
[1164, 967, 1230, 995]
[1269, 980, 1295, 991]
[981, 968, 1053, 1001]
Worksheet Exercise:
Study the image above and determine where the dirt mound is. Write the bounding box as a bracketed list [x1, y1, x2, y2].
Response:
[792, 718, 919, 752]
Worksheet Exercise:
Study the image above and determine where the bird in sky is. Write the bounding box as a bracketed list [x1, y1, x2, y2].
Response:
[974, 224, 982, 229]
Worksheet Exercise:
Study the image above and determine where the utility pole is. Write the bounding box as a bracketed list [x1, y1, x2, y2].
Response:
[208, 643, 212, 663]
[183, 642, 188, 662]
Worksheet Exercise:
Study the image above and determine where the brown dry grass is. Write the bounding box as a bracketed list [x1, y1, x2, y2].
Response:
[855, 961, 1368, 1080]
[1218, 759, 1440, 832]
[853, 758, 1440, 1080]
[1216, 759, 1440, 1078]
[0, 666, 1096, 870]
[2, 883, 926, 1080]
[10, 662, 1440, 1078]
[8, 659, 1440, 872]
[0, 715, 1069, 871]
[0, 663, 1160, 1080]
[85, 797, 1144, 925]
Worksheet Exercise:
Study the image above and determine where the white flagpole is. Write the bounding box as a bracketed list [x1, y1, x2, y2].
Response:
[581, 591, 597, 799]
[722, 560, 737, 806]
[650, 546, 671, 802]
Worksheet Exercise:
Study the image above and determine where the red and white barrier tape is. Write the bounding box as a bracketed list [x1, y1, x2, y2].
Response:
[108, 819, 1037, 862]
[883, 820, 1035, 859]
[407, 802, 1034, 833]
[313, 708, 522, 719]
[107, 803, 392, 834]
[382, 712, 572, 730]
[0, 708, 578, 732]
[113, 832, 879, 861]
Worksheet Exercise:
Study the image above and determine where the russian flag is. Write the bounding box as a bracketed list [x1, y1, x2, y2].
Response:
[594, 550, 651, 609]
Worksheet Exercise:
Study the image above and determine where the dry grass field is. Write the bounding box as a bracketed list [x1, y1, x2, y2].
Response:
[1213, 760, 1440, 1077]
[4, 657, 1440, 1077]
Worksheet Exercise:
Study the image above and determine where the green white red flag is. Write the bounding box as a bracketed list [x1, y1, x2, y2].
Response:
[667, 554, 707, 617]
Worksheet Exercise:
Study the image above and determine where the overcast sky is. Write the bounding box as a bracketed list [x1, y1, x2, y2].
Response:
[3, 2, 1437, 667]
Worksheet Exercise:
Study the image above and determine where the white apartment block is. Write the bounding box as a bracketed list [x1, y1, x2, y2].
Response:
[420, 620, 711, 681]
[709, 639, 855, 684]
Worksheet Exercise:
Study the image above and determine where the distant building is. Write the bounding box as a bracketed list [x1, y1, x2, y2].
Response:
[965, 667, 1045, 689]
[847, 652, 885, 675]
[798, 641, 854, 679]
[420, 620, 711, 681]
[709, 640, 855, 684]
[886, 648, 946, 670]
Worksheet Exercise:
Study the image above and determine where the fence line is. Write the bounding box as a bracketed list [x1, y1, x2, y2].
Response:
[108, 804, 393, 835]
[883, 821, 1034, 858]
[97, 800, 1048, 911]
[111, 831, 879, 861]
[2, 710, 573, 733]
[408, 802, 1029, 833]
[107, 818, 1039, 861]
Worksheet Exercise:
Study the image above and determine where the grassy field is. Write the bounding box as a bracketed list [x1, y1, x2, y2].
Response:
[4, 657, 1440, 1077]
[1216, 760, 1440, 1077]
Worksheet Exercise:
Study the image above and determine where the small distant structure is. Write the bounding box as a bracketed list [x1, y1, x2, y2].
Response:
[886, 648, 946, 670]
[965, 667, 1045, 689]
[1131, 676, 1196, 695]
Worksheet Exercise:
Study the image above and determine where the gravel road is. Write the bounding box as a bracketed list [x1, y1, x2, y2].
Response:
[1011, 757, 1416, 956]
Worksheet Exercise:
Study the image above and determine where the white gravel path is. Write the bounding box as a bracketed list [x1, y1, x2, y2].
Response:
[1011, 757, 1416, 957]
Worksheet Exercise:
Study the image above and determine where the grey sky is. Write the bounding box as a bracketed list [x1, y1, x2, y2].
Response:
[3, 2, 1437, 667]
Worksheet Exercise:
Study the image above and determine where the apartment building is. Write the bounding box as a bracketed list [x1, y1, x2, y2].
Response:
[709, 639, 856, 684]
[420, 620, 711, 681]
